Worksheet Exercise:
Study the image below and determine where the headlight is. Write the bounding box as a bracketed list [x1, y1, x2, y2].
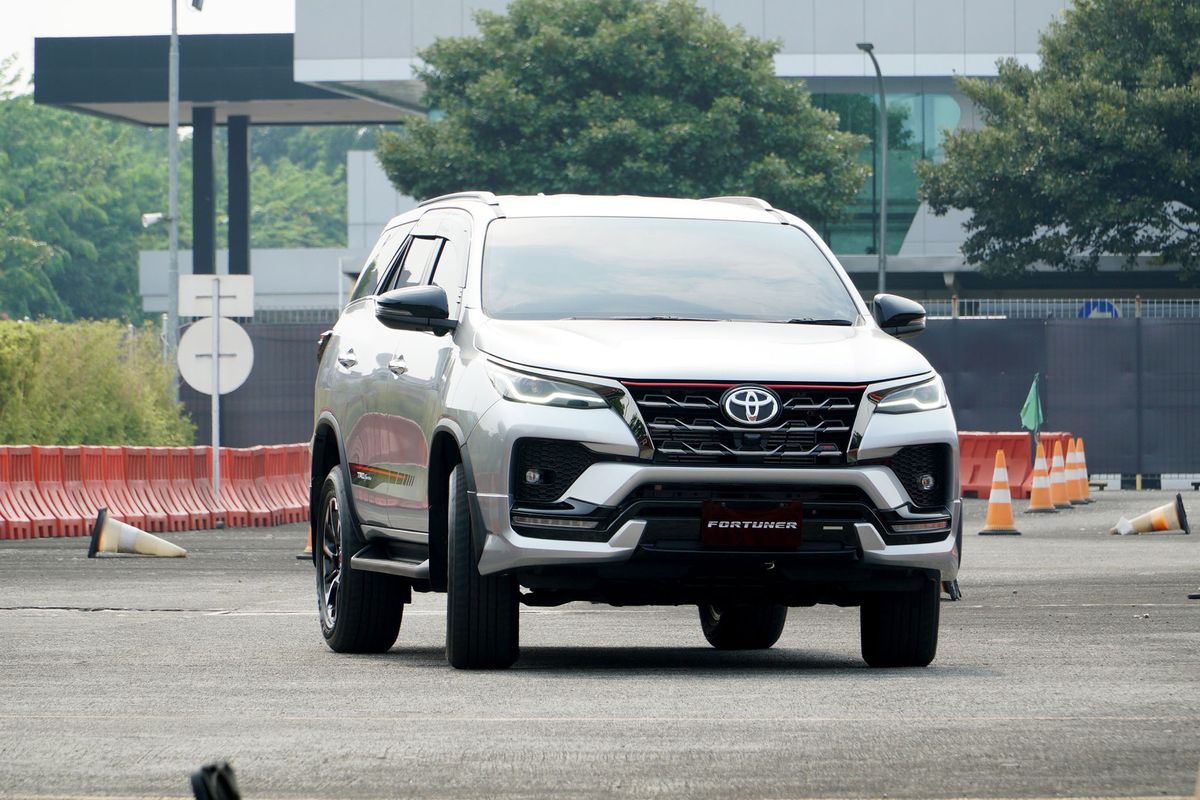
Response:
[486, 362, 608, 409]
[871, 376, 947, 414]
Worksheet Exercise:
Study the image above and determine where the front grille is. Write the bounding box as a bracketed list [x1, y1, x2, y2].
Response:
[890, 444, 951, 507]
[512, 439, 601, 503]
[623, 381, 864, 466]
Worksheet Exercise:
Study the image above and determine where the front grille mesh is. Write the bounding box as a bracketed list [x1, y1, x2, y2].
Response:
[890, 444, 951, 507]
[624, 382, 864, 466]
[512, 439, 600, 503]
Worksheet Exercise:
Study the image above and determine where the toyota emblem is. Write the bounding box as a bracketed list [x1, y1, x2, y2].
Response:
[721, 386, 781, 426]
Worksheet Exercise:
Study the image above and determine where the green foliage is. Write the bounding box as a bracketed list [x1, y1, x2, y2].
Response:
[0, 320, 193, 446]
[919, 0, 1200, 275]
[248, 158, 347, 249]
[376, 0, 868, 223]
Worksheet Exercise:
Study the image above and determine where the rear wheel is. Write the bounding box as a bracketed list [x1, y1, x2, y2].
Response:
[446, 464, 519, 669]
[314, 467, 405, 653]
[698, 603, 787, 649]
[860, 578, 940, 667]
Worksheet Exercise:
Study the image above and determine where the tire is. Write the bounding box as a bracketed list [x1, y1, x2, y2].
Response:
[860, 578, 940, 667]
[314, 467, 405, 653]
[446, 464, 519, 669]
[698, 603, 787, 650]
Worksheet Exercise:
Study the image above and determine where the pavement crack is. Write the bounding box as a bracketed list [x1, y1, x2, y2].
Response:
[0, 605, 226, 613]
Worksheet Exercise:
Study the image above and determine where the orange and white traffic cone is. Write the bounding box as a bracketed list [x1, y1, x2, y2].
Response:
[1076, 437, 1093, 503]
[1066, 439, 1087, 505]
[980, 450, 1021, 535]
[297, 527, 312, 561]
[1049, 440, 1072, 510]
[1024, 442, 1057, 514]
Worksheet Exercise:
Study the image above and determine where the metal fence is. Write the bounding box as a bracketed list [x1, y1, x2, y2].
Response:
[183, 309, 1200, 477]
[923, 297, 1200, 319]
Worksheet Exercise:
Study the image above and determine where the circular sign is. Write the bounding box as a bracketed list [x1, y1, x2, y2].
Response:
[177, 317, 254, 395]
[1077, 300, 1121, 319]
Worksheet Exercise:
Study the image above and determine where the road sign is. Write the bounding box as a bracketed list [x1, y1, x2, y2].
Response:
[179, 274, 255, 318]
[177, 317, 254, 395]
[1077, 299, 1121, 319]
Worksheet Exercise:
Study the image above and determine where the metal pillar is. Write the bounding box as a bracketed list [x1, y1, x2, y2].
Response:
[192, 106, 216, 275]
[227, 115, 250, 276]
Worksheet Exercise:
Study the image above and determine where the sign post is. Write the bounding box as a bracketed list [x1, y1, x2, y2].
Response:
[178, 275, 255, 514]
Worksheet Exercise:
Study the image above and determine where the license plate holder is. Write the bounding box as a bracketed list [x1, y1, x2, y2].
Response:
[700, 501, 804, 549]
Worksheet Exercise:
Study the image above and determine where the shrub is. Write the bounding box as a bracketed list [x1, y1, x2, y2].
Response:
[0, 320, 194, 445]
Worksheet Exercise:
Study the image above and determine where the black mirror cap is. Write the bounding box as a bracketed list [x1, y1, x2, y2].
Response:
[375, 285, 457, 335]
[873, 293, 927, 339]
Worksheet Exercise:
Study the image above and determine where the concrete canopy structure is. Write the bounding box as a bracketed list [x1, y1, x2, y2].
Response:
[33, 33, 408, 280]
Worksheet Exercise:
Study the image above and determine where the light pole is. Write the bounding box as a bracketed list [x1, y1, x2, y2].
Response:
[857, 42, 887, 295]
[167, 0, 205, 399]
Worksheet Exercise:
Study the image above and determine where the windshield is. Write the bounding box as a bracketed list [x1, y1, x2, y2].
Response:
[481, 217, 860, 322]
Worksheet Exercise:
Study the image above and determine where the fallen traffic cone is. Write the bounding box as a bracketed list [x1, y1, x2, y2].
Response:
[1066, 439, 1087, 505]
[1024, 442, 1057, 513]
[297, 527, 312, 561]
[1049, 440, 1072, 509]
[87, 508, 187, 557]
[979, 450, 1021, 535]
[1076, 437, 1093, 503]
[1109, 493, 1190, 536]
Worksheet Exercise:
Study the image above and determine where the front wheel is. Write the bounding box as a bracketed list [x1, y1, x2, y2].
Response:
[860, 578, 940, 667]
[446, 464, 519, 669]
[698, 603, 787, 649]
[314, 467, 405, 653]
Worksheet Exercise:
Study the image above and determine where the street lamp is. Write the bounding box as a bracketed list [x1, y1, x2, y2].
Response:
[167, 0, 205, 399]
[857, 42, 887, 295]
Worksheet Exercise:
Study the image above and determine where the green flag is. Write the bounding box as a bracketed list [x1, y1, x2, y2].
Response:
[1020, 373, 1043, 432]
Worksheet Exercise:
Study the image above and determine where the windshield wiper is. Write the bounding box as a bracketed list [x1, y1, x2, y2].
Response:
[779, 317, 855, 326]
[566, 315, 722, 322]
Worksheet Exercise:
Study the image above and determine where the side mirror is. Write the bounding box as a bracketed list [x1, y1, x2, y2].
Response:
[375, 285, 457, 335]
[873, 293, 926, 339]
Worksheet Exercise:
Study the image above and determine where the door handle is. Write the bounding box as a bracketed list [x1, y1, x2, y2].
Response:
[337, 349, 358, 368]
[388, 355, 408, 376]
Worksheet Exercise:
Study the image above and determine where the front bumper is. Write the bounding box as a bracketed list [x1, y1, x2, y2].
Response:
[472, 462, 960, 582]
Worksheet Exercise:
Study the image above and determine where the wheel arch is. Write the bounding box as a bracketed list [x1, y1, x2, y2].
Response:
[426, 425, 466, 592]
[310, 414, 354, 546]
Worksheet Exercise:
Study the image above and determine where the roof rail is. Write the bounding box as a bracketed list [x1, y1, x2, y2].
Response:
[703, 196, 774, 211]
[418, 191, 501, 208]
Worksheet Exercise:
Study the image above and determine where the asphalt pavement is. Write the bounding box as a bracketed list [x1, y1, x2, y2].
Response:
[1, 490, 1198, 799]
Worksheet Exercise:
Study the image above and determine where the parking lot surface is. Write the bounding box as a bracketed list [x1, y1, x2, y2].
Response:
[1, 491, 1198, 799]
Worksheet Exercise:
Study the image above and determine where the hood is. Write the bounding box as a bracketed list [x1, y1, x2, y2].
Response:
[473, 319, 932, 383]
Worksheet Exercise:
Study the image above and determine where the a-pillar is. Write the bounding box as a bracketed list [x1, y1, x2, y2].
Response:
[192, 106, 216, 275]
[227, 115, 250, 275]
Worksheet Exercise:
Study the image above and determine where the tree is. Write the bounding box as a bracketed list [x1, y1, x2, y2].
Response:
[376, 0, 867, 224]
[919, 0, 1200, 276]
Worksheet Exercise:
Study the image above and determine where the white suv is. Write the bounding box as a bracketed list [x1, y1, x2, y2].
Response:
[310, 193, 960, 669]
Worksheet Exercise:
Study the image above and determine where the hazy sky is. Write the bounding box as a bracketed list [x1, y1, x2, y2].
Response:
[1, 0, 295, 89]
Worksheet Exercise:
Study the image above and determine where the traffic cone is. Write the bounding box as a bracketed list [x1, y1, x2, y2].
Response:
[1049, 440, 1072, 509]
[1109, 494, 1190, 536]
[297, 527, 312, 561]
[979, 450, 1021, 535]
[87, 508, 187, 558]
[1024, 442, 1057, 513]
[1066, 439, 1087, 505]
[1076, 437, 1093, 503]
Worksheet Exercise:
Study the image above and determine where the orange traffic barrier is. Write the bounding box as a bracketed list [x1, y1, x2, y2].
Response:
[31, 447, 88, 537]
[192, 447, 242, 528]
[125, 447, 188, 532]
[0, 448, 35, 539]
[221, 448, 275, 527]
[1049, 440, 1072, 509]
[3, 446, 57, 538]
[165, 447, 214, 530]
[62, 447, 112, 528]
[1076, 437, 1093, 503]
[979, 450, 1021, 535]
[1024, 442, 1057, 514]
